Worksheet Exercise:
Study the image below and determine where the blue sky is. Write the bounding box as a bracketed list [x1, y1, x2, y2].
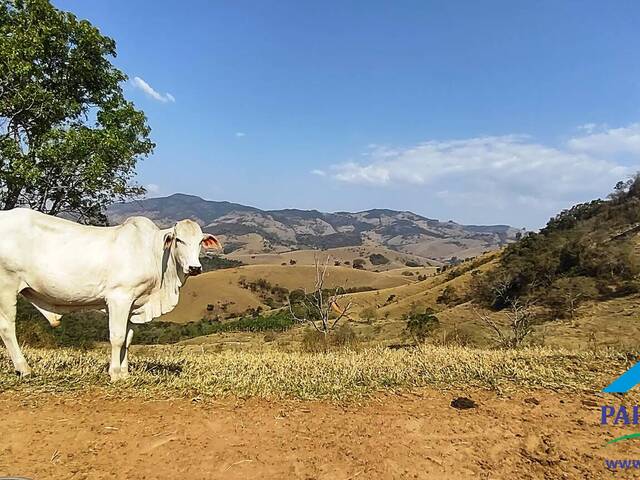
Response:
[55, 1, 640, 228]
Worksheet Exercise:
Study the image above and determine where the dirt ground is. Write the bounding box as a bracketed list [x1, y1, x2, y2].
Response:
[0, 389, 633, 479]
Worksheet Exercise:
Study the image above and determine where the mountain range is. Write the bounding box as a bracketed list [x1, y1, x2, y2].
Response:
[108, 194, 523, 263]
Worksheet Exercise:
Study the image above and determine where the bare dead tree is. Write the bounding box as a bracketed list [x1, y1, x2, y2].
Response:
[287, 255, 353, 339]
[474, 297, 535, 348]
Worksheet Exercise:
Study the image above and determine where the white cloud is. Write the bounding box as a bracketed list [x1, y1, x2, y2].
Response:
[145, 183, 160, 195]
[132, 76, 175, 103]
[568, 123, 640, 156]
[311, 169, 326, 176]
[577, 123, 599, 133]
[324, 130, 638, 217]
[235, 132, 246, 137]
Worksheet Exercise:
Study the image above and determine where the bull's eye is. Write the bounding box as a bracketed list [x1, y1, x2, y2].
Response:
[175, 238, 186, 245]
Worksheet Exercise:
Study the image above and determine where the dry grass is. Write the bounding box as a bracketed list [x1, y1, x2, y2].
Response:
[228, 245, 435, 271]
[0, 345, 630, 400]
[161, 264, 413, 323]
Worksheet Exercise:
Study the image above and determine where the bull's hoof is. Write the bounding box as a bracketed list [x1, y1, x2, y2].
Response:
[50, 319, 61, 328]
[109, 370, 129, 382]
[15, 367, 32, 378]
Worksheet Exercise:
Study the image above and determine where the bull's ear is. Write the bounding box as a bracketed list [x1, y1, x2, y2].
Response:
[202, 233, 222, 250]
[163, 232, 175, 250]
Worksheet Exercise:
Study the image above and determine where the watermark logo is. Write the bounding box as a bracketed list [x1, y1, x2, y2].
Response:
[602, 361, 640, 447]
[603, 362, 640, 393]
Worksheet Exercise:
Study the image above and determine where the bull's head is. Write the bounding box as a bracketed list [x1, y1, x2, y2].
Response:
[164, 219, 222, 276]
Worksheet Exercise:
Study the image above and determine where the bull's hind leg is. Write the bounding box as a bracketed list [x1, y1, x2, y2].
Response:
[0, 278, 30, 376]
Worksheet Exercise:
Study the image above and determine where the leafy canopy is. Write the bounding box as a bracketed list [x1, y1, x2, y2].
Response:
[0, 0, 154, 223]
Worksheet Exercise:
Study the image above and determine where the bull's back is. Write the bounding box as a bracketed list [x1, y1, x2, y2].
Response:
[0, 209, 157, 301]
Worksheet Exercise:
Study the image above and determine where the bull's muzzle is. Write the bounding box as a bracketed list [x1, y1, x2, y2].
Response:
[188, 266, 202, 276]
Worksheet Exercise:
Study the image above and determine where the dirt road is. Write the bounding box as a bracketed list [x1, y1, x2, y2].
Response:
[0, 389, 630, 479]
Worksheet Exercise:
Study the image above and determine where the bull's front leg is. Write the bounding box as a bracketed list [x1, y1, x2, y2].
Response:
[107, 297, 133, 381]
[120, 324, 134, 376]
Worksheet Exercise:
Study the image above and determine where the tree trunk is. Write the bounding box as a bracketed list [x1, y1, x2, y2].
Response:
[2, 183, 21, 210]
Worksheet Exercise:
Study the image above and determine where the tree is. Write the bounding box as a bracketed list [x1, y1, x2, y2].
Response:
[359, 306, 378, 324]
[436, 285, 460, 306]
[544, 276, 598, 319]
[352, 258, 366, 270]
[475, 297, 535, 348]
[287, 255, 353, 340]
[403, 308, 439, 345]
[0, 0, 154, 224]
[369, 253, 389, 265]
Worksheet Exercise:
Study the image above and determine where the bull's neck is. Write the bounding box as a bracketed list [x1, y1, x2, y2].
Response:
[158, 228, 187, 288]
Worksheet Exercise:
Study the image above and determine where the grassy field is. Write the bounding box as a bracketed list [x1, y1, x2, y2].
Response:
[228, 244, 439, 271]
[0, 345, 630, 400]
[161, 264, 415, 323]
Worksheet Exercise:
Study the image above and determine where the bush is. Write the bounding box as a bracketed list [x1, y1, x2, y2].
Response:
[200, 255, 244, 272]
[352, 258, 366, 270]
[359, 306, 378, 324]
[300, 324, 359, 352]
[405, 260, 421, 267]
[369, 253, 390, 265]
[332, 323, 358, 348]
[437, 285, 460, 306]
[404, 309, 439, 344]
[543, 276, 598, 319]
[301, 329, 328, 353]
[16, 302, 295, 348]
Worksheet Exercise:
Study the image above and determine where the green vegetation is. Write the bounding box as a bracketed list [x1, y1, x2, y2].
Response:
[403, 308, 439, 344]
[200, 255, 244, 272]
[352, 258, 366, 270]
[368, 253, 390, 265]
[0, 0, 153, 223]
[15, 298, 293, 347]
[134, 311, 294, 344]
[543, 276, 598, 319]
[238, 277, 289, 307]
[472, 176, 640, 310]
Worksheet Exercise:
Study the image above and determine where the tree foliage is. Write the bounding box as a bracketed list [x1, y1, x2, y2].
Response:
[0, 0, 154, 223]
[403, 308, 439, 344]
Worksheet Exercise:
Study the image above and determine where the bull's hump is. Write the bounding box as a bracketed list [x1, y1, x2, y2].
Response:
[122, 216, 159, 230]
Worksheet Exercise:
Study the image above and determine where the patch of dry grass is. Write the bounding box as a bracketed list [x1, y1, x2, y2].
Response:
[0, 346, 631, 400]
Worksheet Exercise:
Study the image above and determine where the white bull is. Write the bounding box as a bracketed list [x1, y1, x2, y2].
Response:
[0, 208, 220, 380]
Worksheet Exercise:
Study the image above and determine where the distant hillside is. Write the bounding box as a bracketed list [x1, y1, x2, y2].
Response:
[471, 175, 640, 312]
[108, 193, 522, 263]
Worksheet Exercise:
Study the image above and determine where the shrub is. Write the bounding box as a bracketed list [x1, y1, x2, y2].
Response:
[332, 323, 358, 348]
[437, 285, 460, 306]
[352, 258, 366, 270]
[369, 253, 390, 265]
[403, 309, 439, 344]
[301, 329, 328, 353]
[359, 306, 378, 324]
[200, 255, 244, 272]
[543, 276, 598, 319]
